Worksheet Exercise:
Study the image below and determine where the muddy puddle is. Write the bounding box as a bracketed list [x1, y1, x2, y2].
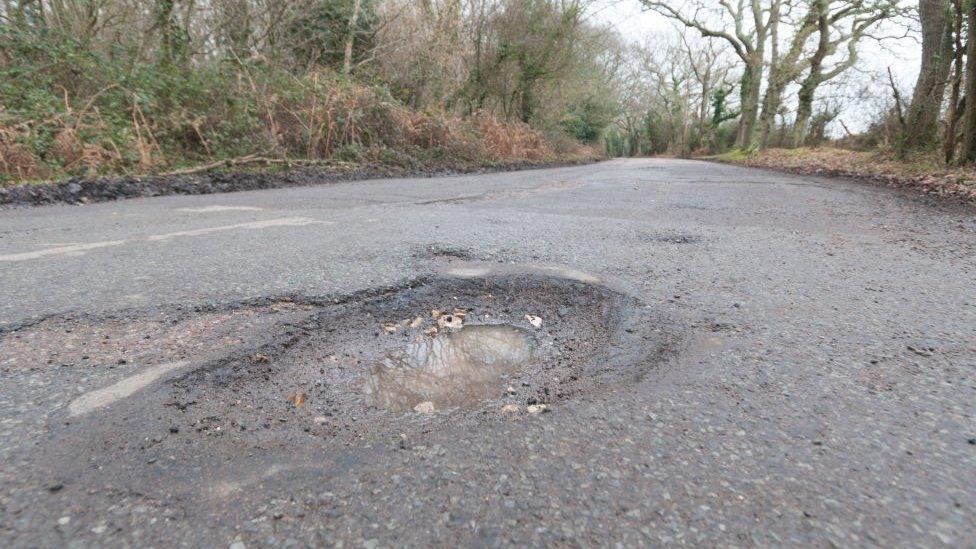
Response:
[365, 324, 534, 411]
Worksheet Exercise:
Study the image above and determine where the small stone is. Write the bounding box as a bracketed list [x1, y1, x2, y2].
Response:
[229, 541, 246, 549]
[58, 516, 70, 526]
[47, 483, 63, 493]
[414, 401, 436, 413]
[506, 386, 517, 395]
[524, 315, 543, 328]
[313, 416, 328, 424]
[527, 404, 548, 414]
[437, 314, 463, 330]
[501, 404, 520, 414]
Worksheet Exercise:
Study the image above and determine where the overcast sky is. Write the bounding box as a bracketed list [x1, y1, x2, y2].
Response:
[589, 0, 922, 132]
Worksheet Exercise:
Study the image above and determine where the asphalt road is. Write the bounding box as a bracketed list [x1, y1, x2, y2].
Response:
[1, 158, 974, 547]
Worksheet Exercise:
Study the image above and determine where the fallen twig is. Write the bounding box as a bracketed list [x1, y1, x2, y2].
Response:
[159, 155, 355, 176]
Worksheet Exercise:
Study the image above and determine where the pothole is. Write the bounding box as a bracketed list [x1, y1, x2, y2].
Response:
[639, 232, 703, 244]
[165, 273, 641, 435]
[365, 324, 535, 412]
[43, 272, 670, 456]
[8, 271, 683, 528]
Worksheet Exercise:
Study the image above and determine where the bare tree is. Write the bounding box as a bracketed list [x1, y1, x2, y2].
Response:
[957, 2, 976, 162]
[792, 0, 901, 147]
[642, 0, 781, 149]
[902, 0, 953, 153]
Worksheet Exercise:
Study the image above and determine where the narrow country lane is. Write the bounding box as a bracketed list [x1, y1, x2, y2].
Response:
[1, 158, 974, 547]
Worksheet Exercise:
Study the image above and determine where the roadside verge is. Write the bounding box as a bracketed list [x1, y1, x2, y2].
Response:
[0, 157, 602, 208]
[707, 148, 976, 205]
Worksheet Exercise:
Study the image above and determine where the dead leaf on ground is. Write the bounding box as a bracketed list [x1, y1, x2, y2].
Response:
[524, 314, 543, 328]
[254, 353, 270, 363]
[408, 316, 424, 328]
[286, 392, 307, 407]
[423, 326, 439, 337]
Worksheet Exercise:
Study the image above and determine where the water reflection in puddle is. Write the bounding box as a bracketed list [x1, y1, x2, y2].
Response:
[365, 325, 533, 411]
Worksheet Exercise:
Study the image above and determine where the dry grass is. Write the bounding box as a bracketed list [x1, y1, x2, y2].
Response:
[716, 147, 976, 203]
[0, 72, 596, 185]
[0, 126, 45, 180]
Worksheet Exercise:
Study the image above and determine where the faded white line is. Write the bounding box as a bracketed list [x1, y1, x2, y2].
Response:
[0, 217, 330, 261]
[176, 205, 264, 213]
[68, 360, 191, 417]
[0, 240, 127, 261]
[146, 217, 327, 241]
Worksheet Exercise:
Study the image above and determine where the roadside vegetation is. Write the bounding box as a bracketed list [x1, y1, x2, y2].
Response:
[3, 0, 975, 203]
[605, 0, 976, 202]
[0, 1, 615, 185]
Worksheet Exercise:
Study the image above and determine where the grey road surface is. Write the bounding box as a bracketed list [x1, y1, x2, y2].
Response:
[1, 158, 974, 547]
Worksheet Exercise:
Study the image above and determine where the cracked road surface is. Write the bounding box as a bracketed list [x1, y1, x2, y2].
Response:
[1, 158, 974, 547]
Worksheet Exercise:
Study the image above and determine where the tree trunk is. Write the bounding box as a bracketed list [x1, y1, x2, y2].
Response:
[793, 0, 830, 148]
[342, 0, 362, 75]
[759, 78, 787, 148]
[958, 4, 976, 162]
[902, 0, 953, 153]
[943, 0, 964, 162]
[757, 3, 782, 149]
[793, 78, 820, 147]
[737, 57, 763, 149]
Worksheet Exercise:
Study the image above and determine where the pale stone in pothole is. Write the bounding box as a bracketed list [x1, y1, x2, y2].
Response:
[413, 401, 436, 413]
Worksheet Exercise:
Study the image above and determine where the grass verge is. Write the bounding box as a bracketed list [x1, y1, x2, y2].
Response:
[709, 147, 976, 204]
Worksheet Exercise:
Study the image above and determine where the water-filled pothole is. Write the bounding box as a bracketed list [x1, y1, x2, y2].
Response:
[12, 270, 682, 538]
[366, 324, 534, 411]
[46, 271, 673, 465]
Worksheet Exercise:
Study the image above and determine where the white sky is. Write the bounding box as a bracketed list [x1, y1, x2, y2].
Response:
[588, 0, 923, 132]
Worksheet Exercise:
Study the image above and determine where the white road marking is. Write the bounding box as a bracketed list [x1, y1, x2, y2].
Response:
[0, 240, 127, 261]
[176, 205, 264, 213]
[0, 217, 330, 261]
[68, 360, 191, 417]
[146, 217, 327, 241]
